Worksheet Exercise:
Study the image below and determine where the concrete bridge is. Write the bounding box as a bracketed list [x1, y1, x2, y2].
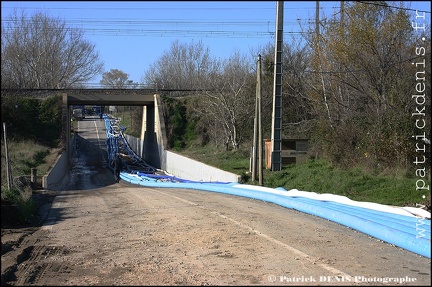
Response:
[61, 89, 164, 169]
[2, 89, 240, 186]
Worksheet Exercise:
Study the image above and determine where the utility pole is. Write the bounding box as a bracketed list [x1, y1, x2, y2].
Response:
[316, 1, 320, 39]
[257, 55, 263, 185]
[252, 54, 264, 185]
[251, 58, 258, 182]
[340, 1, 344, 29]
[3, 123, 13, 190]
[271, 1, 283, 171]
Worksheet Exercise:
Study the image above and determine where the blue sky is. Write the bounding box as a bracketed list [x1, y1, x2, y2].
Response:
[1, 1, 431, 86]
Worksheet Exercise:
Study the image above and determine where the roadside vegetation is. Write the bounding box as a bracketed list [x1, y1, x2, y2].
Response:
[1, 105, 430, 224]
[1, 2, 430, 221]
[176, 145, 430, 209]
[0, 139, 63, 224]
[1, 95, 64, 224]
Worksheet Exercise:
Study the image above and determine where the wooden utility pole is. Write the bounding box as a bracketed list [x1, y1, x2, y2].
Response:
[257, 55, 263, 185]
[316, 1, 320, 38]
[271, 1, 283, 171]
[252, 58, 259, 182]
[252, 54, 264, 184]
[340, 1, 344, 29]
[3, 123, 13, 190]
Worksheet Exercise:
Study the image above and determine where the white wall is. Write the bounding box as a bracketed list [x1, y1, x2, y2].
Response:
[164, 150, 240, 183]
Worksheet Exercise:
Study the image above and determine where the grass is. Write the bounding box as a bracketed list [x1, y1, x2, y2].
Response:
[2, 138, 429, 219]
[263, 159, 427, 207]
[1, 187, 36, 223]
[1, 139, 63, 180]
[176, 145, 431, 208]
[180, 145, 251, 171]
[1, 139, 63, 222]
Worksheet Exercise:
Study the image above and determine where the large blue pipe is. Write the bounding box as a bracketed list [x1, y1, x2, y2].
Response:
[105, 116, 431, 258]
[119, 172, 431, 258]
[288, 197, 430, 239]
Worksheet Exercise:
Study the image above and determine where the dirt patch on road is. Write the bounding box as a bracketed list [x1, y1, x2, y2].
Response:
[1, 185, 430, 286]
[2, 125, 430, 286]
[1, 189, 56, 285]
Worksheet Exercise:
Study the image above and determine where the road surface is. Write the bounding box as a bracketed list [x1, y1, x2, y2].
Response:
[1, 116, 430, 286]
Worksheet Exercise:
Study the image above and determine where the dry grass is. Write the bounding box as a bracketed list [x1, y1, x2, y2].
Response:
[1, 139, 64, 190]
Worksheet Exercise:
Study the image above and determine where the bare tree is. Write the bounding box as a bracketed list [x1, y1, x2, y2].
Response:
[142, 39, 212, 92]
[143, 40, 256, 150]
[197, 51, 256, 150]
[1, 9, 103, 89]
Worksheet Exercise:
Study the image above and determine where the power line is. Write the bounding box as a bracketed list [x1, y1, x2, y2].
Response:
[357, 1, 431, 14]
[302, 52, 431, 75]
[1, 18, 316, 27]
[0, 5, 321, 11]
[73, 50, 432, 87]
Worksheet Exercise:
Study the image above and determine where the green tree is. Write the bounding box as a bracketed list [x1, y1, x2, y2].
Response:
[100, 69, 139, 134]
[304, 1, 431, 169]
[99, 69, 138, 88]
[1, 94, 62, 147]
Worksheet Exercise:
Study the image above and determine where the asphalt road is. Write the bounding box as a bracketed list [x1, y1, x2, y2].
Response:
[3, 116, 430, 286]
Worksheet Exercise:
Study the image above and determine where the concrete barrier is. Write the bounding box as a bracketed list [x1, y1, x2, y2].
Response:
[123, 134, 240, 183]
[42, 149, 69, 189]
[42, 135, 76, 189]
[164, 150, 241, 183]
